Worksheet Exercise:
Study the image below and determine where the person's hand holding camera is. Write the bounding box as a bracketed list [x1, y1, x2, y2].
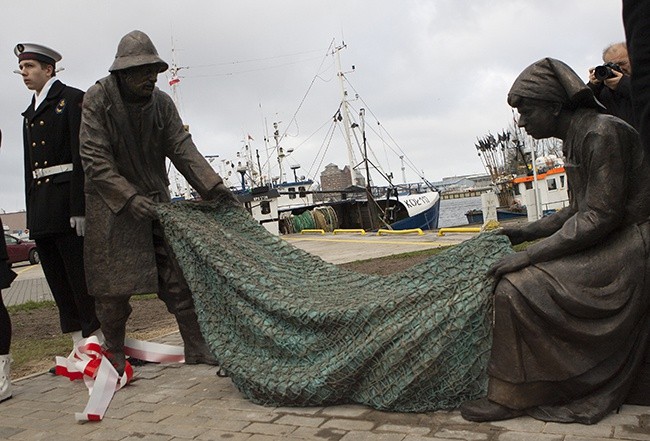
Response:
[589, 62, 625, 90]
[603, 69, 624, 90]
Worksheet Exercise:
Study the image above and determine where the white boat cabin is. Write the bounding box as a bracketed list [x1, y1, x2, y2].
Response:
[512, 167, 570, 221]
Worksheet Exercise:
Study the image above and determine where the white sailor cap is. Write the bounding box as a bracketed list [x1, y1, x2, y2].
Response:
[14, 43, 62, 66]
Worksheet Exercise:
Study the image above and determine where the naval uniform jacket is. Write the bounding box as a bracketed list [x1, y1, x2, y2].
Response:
[79, 74, 223, 298]
[21, 80, 85, 239]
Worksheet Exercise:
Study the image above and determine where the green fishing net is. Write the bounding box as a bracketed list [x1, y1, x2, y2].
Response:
[156, 200, 513, 412]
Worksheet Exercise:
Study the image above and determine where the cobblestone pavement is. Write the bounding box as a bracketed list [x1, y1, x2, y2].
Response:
[2, 332, 650, 441]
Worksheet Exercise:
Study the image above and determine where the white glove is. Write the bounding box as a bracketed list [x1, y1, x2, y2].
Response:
[70, 216, 86, 237]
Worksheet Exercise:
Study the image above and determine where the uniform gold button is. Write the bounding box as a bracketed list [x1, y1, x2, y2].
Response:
[32, 142, 36, 147]
[43, 161, 48, 166]
[37, 181, 41, 185]
[39, 121, 44, 126]
[41, 141, 45, 145]
[34, 162, 39, 167]
[30, 123, 34, 127]
[45, 178, 50, 183]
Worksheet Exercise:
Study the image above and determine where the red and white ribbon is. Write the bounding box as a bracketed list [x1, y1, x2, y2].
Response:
[54, 335, 184, 422]
[124, 337, 185, 363]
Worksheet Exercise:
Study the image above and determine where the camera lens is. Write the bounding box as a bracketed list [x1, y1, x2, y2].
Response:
[594, 65, 614, 81]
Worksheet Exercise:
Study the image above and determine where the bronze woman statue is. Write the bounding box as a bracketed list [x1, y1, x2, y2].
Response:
[461, 58, 650, 424]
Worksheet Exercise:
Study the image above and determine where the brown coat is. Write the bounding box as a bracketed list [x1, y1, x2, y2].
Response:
[79, 75, 222, 298]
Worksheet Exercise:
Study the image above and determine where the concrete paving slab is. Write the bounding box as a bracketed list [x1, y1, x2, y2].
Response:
[282, 230, 476, 264]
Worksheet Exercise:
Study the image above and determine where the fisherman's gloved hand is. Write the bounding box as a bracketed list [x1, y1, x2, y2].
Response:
[487, 251, 530, 280]
[127, 195, 158, 221]
[206, 182, 238, 204]
[70, 216, 86, 237]
[495, 226, 528, 246]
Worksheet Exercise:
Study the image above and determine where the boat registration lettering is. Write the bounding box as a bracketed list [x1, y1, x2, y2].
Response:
[403, 195, 431, 208]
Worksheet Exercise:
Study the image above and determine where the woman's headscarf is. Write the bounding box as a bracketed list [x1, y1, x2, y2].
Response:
[508, 57, 604, 110]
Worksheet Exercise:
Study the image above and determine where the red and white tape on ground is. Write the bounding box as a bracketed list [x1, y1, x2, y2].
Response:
[54, 335, 185, 422]
[123, 337, 185, 363]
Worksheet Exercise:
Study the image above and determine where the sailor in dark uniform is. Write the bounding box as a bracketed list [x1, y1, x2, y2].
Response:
[15, 43, 100, 349]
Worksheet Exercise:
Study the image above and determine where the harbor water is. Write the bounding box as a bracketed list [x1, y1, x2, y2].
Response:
[438, 196, 482, 228]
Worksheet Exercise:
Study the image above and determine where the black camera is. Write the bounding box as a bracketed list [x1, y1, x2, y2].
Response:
[594, 62, 622, 81]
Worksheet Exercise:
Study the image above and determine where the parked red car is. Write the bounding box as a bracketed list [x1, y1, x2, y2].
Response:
[4, 233, 39, 266]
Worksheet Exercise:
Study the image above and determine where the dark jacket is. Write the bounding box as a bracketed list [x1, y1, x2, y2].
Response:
[625, 0, 650, 155]
[588, 75, 637, 129]
[21, 79, 85, 239]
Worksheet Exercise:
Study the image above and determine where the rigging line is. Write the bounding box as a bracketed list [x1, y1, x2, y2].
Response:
[346, 94, 426, 180]
[252, 48, 335, 172]
[278, 39, 336, 143]
[362, 123, 399, 177]
[343, 79, 409, 152]
[185, 55, 325, 78]
[347, 125, 393, 188]
[342, 77, 415, 162]
[259, 116, 333, 173]
[314, 72, 336, 83]
[292, 117, 336, 153]
[254, 39, 335, 172]
[307, 120, 338, 180]
[345, 101, 392, 179]
[379, 124, 394, 181]
[189, 48, 326, 69]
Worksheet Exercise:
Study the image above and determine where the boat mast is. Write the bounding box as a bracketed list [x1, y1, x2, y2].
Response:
[273, 121, 285, 183]
[360, 108, 372, 190]
[333, 43, 358, 186]
[168, 35, 188, 121]
[168, 36, 192, 200]
[529, 141, 542, 220]
[360, 108, 379, 230]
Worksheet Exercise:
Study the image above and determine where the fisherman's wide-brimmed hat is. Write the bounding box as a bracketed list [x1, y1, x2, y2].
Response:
[14, 43, 62, 66]
[109, 30, 168, 73]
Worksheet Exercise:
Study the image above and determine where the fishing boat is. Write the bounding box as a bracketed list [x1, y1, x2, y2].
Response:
[470, 123, 569, 226]
[252, 42, 440, 234]
[512, 165, 569, 220]
[465, 164, 569, 224]
[169, 41, 440, 235]
[465, 207, 527, 225]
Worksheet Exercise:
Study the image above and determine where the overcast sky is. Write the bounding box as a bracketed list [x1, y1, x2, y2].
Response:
[0, 0, 626, 213]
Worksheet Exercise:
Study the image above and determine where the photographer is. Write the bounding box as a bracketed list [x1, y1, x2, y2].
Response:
[588, 42, 636, 128]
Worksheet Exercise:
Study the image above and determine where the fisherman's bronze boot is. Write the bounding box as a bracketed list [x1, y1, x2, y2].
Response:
[95, 300, 130, 376]
[174, 309, 219, 365]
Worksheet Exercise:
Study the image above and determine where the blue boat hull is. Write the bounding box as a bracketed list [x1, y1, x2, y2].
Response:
[390, 197, 441, 230]
[465, 208, 527, 225]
